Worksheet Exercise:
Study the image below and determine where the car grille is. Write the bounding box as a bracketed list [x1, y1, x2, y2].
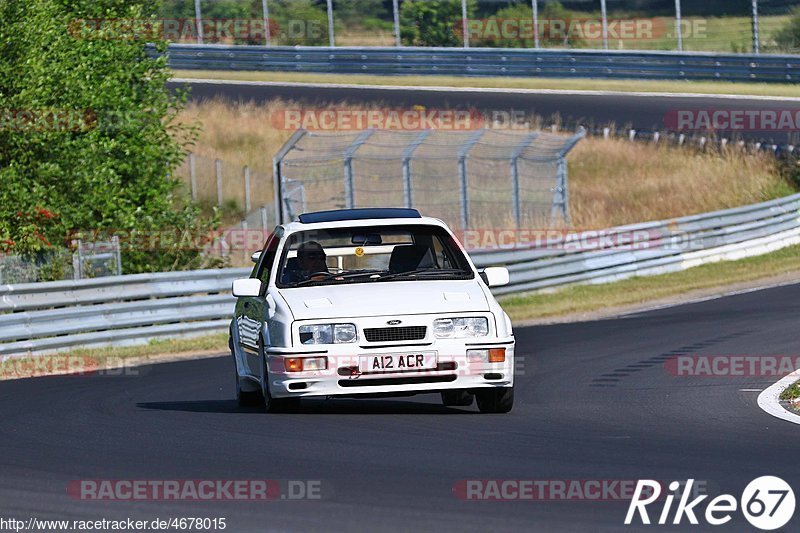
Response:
[363, 326, 427, 343]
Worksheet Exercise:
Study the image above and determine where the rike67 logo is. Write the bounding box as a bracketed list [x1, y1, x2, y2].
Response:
[625, 477, 795, 530]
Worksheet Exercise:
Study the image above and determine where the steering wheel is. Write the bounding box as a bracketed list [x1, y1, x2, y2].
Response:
[308, 271, 333, 280]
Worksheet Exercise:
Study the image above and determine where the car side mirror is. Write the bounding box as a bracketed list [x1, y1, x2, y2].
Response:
[251, 251, 262, 263]
[481, 267, 510, 287]
[232, 278, 264, 297]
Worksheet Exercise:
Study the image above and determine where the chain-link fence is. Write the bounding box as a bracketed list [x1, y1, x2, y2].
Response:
[274, 127, 585, 232]
[158, 0, 799, 54]
[0, 239, 121, 284]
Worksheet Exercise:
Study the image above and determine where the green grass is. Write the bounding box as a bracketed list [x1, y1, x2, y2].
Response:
[780, 380, 800, 401]
[502, 243, 800, 322]
[173, 69, 800, 98]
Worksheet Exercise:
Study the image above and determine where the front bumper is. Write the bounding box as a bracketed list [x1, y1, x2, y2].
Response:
[265, 338, 515, 398]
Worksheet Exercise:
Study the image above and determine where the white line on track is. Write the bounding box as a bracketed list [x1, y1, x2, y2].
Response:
[170, 78, 800, 103]
[758, 368, 800, 425]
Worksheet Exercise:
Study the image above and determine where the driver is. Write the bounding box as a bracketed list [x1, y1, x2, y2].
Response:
[282, 241, 329, 284]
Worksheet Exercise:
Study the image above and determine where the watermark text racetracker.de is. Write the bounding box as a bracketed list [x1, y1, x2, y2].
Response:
[665, 109, 800, 132]
[0, 517, 228, 532]
[67, 479, 325, 501]
[664, 355, 800, 377]
[453, 479, 707, 501]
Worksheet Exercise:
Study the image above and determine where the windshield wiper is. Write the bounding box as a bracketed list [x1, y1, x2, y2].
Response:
[293, 269, 382, 287]
[379, 268, 470, 281]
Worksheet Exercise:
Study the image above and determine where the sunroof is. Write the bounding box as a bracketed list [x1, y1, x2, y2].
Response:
[298, 208, 422, 224]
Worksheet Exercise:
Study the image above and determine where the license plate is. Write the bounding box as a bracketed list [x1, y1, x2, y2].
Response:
[358, 352, 437, 373]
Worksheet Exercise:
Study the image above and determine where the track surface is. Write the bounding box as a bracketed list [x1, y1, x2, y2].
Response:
[171, 79, 800, 143]
[1, 282, 799, 531]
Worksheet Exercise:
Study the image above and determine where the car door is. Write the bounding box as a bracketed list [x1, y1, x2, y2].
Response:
[235, 228, 282, 377]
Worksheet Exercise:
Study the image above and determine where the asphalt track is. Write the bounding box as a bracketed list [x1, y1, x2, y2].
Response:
[1, 281, 799, 531]
[170, 79, 800, 144]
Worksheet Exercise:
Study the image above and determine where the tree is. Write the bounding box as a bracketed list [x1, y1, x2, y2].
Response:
[0, 0, 216, 275]
[400, 0, 475, 47]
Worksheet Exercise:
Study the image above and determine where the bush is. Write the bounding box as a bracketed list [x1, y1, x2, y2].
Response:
[472, 1, 585, 49]
[0, 0, 215, 275]
[774, 7, 800, 53]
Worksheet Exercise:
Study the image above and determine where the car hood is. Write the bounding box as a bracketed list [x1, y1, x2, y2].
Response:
[278, 280, 490, 320]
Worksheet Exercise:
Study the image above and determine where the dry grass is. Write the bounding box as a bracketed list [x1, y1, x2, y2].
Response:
[177, 99, 793, 229]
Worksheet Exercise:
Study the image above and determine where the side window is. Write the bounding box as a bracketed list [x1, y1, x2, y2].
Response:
[254, 228, 283, 284]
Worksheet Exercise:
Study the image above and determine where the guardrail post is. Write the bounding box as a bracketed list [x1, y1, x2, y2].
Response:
[402, 130, 432, 208]
[215, 159, 223, 207]
[343, 129, 375, 209]
[189, 153, 197, 202]
[458, 129, 485, 231]
[510, 132, 540, 230]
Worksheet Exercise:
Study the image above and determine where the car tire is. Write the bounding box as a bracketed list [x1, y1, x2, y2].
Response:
[441, 390, 474, 407]
[259, 341, 300, 414]
[231, 336, 263, 407]
[475, 386, 514, 414]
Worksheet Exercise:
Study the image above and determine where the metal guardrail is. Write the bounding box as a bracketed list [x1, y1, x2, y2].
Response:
[0, 193, 798, 357]
[164, 44, 800, 83]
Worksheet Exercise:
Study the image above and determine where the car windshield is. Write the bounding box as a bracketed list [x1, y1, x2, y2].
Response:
[276, 224, 473, 288]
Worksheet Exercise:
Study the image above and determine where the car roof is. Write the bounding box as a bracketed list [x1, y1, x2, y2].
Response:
[282, 213, 448, 233]
[297, 208, 421, 224]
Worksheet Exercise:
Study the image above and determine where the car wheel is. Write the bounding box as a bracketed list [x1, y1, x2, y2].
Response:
[441, 390, 474, 407]
[475, 387, 514, 414]
[231, 336, 263, 407]
[259, 342, 300, 414]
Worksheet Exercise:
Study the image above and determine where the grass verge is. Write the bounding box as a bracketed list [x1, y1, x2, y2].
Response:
[173, 70, 800, 99]
[780, 381, 800, 401]
[501, 243, 800, 322]
[0, 333, 229, 380]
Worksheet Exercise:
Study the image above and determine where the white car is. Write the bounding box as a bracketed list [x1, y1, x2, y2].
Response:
[229, 208, 514, 413]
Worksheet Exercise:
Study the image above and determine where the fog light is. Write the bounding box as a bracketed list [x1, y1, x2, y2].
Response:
[488, 348, 505, 363]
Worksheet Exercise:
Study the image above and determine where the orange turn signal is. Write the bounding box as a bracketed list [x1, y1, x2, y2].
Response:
[488, 348, 506, 363]
[285, 358, 303, 372]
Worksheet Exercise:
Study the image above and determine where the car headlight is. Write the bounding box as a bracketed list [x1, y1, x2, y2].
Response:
[299, 323, 358, 345]
[433, 317, 489, 338]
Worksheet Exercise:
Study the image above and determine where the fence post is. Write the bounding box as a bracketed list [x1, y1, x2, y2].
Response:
[215, 159, 223, 207]
[326, 0, 335, 47]
[457, 129, 485, 231]
[194, 0, 203, 44]
[675, 0, 683, 52]
[510, 132, 540, 230]
[752, 0, 760, 55]
[260, 206, 268, 229]
[461, 0, 469, 48]
[112, 235, 122, 276]
[343, 129, 375, 209]
[262, 0, 271, 46]
[272, 129, 308, 224]
[600, 0, 608, 50]
[243, 166, 251, 213]
[531, 0, 539, 49]
[188, 153, 197, 202]
[551, 128, 586, 224]
[402, 130, 433, 208]
[393, 0, 401, 47]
